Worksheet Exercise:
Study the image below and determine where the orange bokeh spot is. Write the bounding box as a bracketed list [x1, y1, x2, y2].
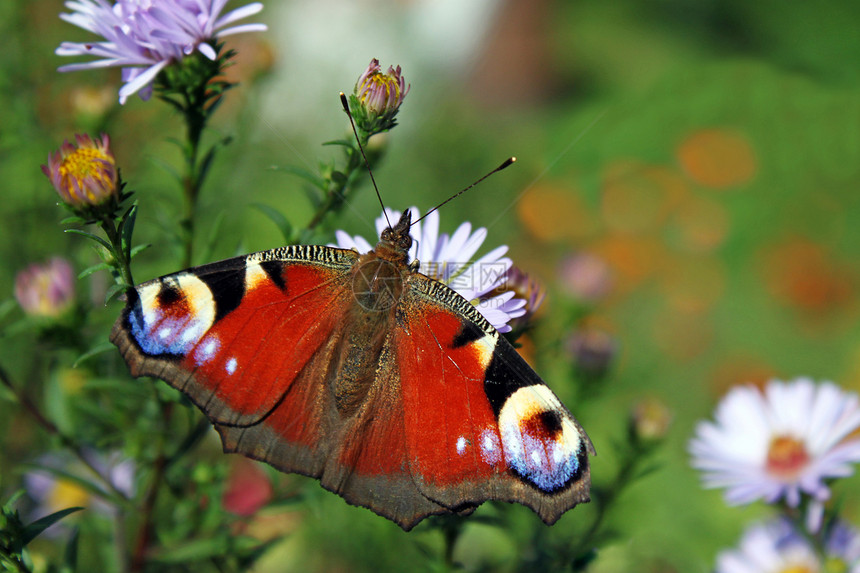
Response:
[590, 234, 667, 294]
[710, 356, 779, 396]
[677, 129, 757, 189]
[517, 183, 596, 243]
[766, 436, 809, 479]
[760, 238, 854, 313]
[651, 306, 713, 362]
[658, 254, 726, 314]
[601, 161, 689, 234]
[671, 194, 731, 252]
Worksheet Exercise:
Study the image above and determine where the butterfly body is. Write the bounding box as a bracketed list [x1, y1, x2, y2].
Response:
[112, 211, 594, 530]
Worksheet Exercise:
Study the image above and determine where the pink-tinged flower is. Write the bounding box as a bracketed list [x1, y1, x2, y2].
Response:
[15, 258, 76, 319]
[56, 0, 268, 104]
[42, 133, 118, 209]
[355, 58, 409, 114]
[558, 252, 613, 303]
[715, 519, 819, 573]
[222, 457, 272, 516]
[351, 58, 409, 134]
[566, 328, 616, 379]
[690, 378, 860, 507]
[333, 207, 525, 332]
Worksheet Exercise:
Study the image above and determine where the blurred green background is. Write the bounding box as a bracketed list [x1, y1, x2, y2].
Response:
[2, 0, 860, 571]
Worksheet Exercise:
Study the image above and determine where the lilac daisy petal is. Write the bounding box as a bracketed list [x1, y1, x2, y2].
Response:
[690, 378, 860, 508]
[56, 0, 267, 103]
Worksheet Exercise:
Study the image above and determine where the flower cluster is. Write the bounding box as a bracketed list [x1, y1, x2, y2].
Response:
[691, 378, 860, 569]
[56, 0, 267, 103]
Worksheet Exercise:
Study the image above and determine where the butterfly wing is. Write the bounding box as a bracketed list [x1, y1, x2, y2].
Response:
[395, 274, 594, 526]
[112, 244, 593, 530]
[110, 245, 460, 526]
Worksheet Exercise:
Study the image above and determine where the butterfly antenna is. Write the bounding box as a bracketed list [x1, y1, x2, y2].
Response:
[412, 157, 517, 226]
[340, 92, 391, 229]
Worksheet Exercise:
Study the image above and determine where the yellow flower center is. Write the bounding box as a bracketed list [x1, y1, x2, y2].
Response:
[59, 147, 114, 202]
[360, 74, 401, 110]
[779, 567, 816, 573]
[766, 435, 810, 478]
[47, 478, 90, 514]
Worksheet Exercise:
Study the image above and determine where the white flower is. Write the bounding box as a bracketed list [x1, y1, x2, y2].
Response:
[716, 519, 818, 573]
[689, 378, 860, 507]
[56, 0, 267, 104]
[333, 207, 526, 332]
[716, 519, 860, 573]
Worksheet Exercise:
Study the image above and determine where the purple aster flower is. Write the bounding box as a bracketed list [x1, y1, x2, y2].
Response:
[715, 519, 818, 573]
[15, 258, 76, 319]
[689, 378, 860, 508]
[826, 521, 860, 572]
[332, 207, 525, 332]
[56, 0, 267, 104]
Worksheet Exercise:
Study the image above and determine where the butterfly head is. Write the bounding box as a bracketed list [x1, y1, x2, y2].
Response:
[377, 210, 413, 260]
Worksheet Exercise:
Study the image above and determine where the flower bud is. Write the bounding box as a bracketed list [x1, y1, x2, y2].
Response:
[42, 133, 118, 210]
[630, 397, 672, 442]
[352, 58, 410, 134]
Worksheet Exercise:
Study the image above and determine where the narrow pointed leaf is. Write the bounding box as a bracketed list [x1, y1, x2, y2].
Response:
[21, 507, 84, 546]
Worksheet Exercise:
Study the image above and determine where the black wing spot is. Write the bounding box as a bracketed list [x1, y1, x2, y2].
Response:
[451, 322, 484, 348]
[197, 269, 246, 322]
[260, 260, 287, 291]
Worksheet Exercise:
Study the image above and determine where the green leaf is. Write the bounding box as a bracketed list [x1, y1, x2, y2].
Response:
[119, 203, 139, 259]
[152, 537, 230, 563]
[62, 526, 80, 573]
[330, 170, 347, 186]
[60, 216, 87, 225]
[77, 262, 113, 279]
[72, 342, 117, 368]
[271, 165, 327, 191]
[64, 229, 112, 251]
[21, 507, 84, 546]
[322, 138, 355, 148]
[104, 282, 130, 305]
[251, 203, 293, 244]
[197, 211, 226, 264]
[129, 243, 151, 259]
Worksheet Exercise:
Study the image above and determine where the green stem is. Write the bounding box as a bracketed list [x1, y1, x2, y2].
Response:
[304, 132, 370, 234]
[180, 99, 206, 269]
[100, 216, 134, 289]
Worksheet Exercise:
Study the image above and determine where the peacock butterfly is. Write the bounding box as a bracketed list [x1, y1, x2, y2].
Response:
[110, 208, 595, 531]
